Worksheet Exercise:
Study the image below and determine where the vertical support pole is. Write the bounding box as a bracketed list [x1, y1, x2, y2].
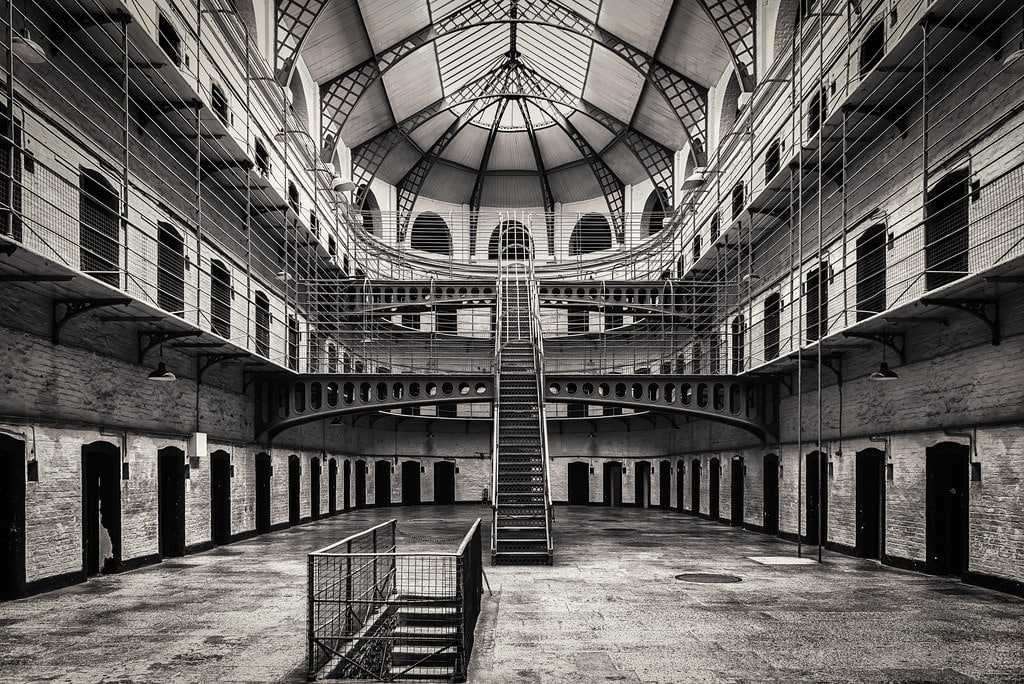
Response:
[3, 0, 14, 239]
[121, 15, 131, 293]
[815, 0, 826, 566]
[921, 15, 930, 268]
[244, 24, 253, 356]
[306, 553, 315, 681]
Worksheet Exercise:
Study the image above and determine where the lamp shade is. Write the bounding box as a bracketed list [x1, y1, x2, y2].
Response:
[13, 33, 46, 64]
[869, 362, 899, 381]
[147, 361, 176, 382]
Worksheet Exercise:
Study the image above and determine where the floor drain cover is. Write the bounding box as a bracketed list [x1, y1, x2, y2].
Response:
[675, 573, 742, 584]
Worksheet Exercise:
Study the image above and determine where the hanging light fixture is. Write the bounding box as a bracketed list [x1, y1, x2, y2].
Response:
[147, 344, 176, 382]
[869, 342, 899, 381]
[13, 29, 46, 64]
[331, 176, 356, 193]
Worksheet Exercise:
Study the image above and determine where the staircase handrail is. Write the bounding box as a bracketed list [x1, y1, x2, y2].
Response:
[526, 259, 554, 556]
[490, 271, 503, 557]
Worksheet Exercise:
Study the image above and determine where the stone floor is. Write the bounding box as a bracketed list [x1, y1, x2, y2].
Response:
[0, 505, 1021, 683]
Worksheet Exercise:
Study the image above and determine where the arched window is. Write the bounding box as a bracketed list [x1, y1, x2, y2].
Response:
[287, 74, 308, 131]
[692, 233, 702, 262]
[158, 15, 182, 67]
[925, 169, 970, 291]
[356, 185, 382, 236]
[254, 138, 270, 177]
[718, 72, 741, 138]
[642, 188, 668, 237]
[731, 182, 745, 220]
[856, 224, 887, 320]
[708, 213, 720, 243]
[805, 263, 829, 342]
[806, 85, 827, 139]
[254, 291, 270, 356]
[488, 221, 532, 260]
[731, 315, 745, 374]
[79, 169, 120, 287]
[410, 212, 452, 255]
[691, 342, 703, 374]
[211, 83, 229, 125]
[763, 293, 781, 361]
[157, 223, 185, 314]
[287, 182, 299, 214]
[764, 140, 782, 181]
[860, 20, 886, 75]
[568, 213, 612, 255]
[287, 316, 300, 371]
[210, 259, 231, 338]
[328, 235, 337, 258]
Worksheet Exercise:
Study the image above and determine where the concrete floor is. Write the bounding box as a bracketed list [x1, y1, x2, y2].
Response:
[0, 506, 1021, 683]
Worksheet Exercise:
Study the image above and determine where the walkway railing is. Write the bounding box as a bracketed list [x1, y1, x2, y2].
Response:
[307, 519, 483, 683]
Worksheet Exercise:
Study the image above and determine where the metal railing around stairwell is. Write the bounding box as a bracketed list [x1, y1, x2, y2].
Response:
[526, 258, 554, 557]
[307, 518, 483, 683]
[490, 274, 503, 559]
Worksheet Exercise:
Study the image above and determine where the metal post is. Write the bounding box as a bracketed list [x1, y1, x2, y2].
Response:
[121, 14, 130, 292]
[4, 0, 14, 239]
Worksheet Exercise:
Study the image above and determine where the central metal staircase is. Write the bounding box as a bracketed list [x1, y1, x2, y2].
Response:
[491, 265, 553, 565]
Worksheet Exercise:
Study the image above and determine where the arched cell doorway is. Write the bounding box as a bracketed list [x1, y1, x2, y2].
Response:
[434, 461, 456, 504]
[690, 459, 701, 514]
[374, 460, 391, 506]
[0, 435, 27, 599]
[634, 461, 651, 508]
[730, 456, 744, 526]
[676, 462, 686, 512]
[410, 212, 452, 255]
[926, 442, 969, 576]
[567, 462, 589, 504]
[401, 461, 421, 505]
[642, 188, 669, 237]
[855, 448, 885, 559]
[356, 186, 382, 236]
[355, 460, 367, 508]
[310, 457, 321, 520]
[708, 457, 720, 520]
[659, 460, 672, 509]
[255, 453, 271, 534]
[288, 455, 301, 524]
[763, 454, 779, 534]
[569, 213, 612, 255]
[602, 461, 623, 506]
[488, 220, 533, 260]
[82, 441, 121, 575]
[805, 451, 828, 545]
[157, 446, 185, 558]
[328, 458, 337, 515]
[210, 450, 231, 545]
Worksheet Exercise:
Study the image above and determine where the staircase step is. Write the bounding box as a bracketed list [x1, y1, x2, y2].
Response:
[387, 664, 456, 681]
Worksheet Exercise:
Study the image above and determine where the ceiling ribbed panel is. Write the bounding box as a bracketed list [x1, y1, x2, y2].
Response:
[342, 82, 396, 147]
[441, 122, 490, 168]
[428, 0, 476, 18]
[358, 0, 431, 54]
[535, 125, 582, 170]
[553, 0, 601, 22]
[375, 138, 423, 181]
[479, 174, 545, 208]
[489, 132, 536, 171]
[381, 46, 443, 121]
[603, 141, 649, 186]
[301, 0, 371, 82]
[564, 111, 615, 153]
[408, 111, 457, 151]
[582, 47, 644, 124]
[548, 165, 603, 203]
[419, 162, 475, 204]
[596, 1, 672, 55]
[657, 3, 732, 88]
[631, 86, 690, 150]
[518, 24, 590, 96]
[436, 24, 508, 94]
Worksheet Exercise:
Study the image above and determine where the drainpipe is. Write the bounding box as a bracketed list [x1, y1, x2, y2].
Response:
[943, 428, 977, 466]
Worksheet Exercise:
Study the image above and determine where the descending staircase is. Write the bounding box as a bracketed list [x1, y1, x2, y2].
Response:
[389, 599, 461, 682]
[491, 268, 553, 565]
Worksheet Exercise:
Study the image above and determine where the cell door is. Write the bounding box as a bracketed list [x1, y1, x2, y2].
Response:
[82, 442, 121, 576]
[157, 447, 186, 557]
[603, 462, 622, 506]
[310, 458, 321, 521]
[328, 459, 337, 515]
[708, 458, 720, 520]
[375, 460, 391, 506]
[344, 460, 352, 511]
[690, 460, 701, 514]
[210, 451, 231, 545]
[635, 462, 651, 508]
[763, 455, 779, 535]
[805, 452, 827, 545]
[730, 457, 744, 526]
[926, 443, 969, 576]
[401, 461, 421, 505]
[288, 456, 301, 524]
[0, 436, 26, 600]
[355, 461, 367, 508]
[659, 461, 671, 509]
[856, 449, 884, 559]
[255, 453, 271, 534]
[434, 462, 456, 505]
[567, 462, 589, 504]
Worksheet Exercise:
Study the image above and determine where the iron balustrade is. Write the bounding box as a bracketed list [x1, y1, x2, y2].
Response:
[307, 518, 483, 683]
